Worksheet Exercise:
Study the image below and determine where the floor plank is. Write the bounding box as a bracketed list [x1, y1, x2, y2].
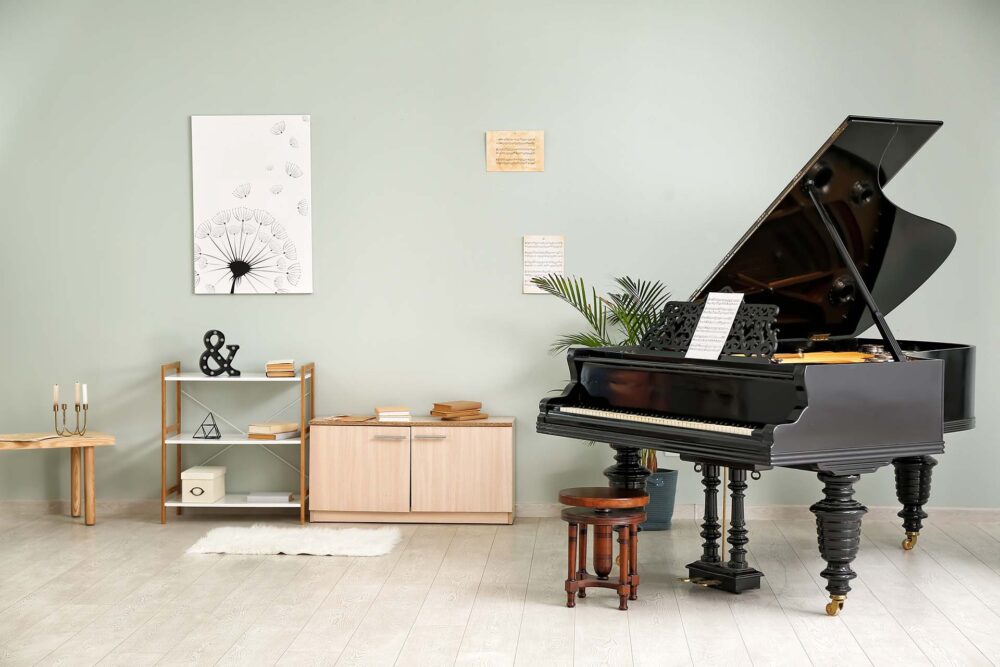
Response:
[514, 518, 576, 666]
[455, 519, 538, 666]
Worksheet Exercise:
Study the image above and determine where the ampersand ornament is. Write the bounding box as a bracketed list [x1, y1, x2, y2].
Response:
[199, 330, 241, 377]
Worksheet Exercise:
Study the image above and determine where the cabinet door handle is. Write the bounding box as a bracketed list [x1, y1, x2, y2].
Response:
[414, 434, 447, 440]
[372, 434, 407, 441]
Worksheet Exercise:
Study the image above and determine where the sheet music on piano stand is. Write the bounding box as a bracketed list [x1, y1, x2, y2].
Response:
[685, 292, 744, 360]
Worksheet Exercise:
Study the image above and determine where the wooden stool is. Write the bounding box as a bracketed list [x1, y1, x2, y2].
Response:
[559, 487, 648, 610]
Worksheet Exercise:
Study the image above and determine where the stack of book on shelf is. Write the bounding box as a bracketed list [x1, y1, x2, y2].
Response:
[375, 406, 411, 422]
[265, 360, 295, 378]
[247, 491, 294, 503]
[430, 400, 488, 421]
[248, 421, 300, 440]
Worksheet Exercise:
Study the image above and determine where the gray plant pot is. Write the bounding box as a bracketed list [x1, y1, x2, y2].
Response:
[641, 468, 678, 531]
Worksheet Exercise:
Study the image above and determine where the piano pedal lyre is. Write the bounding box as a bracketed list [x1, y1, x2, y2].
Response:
[825, 595, 846, 616]
[678, 576, 722, 588]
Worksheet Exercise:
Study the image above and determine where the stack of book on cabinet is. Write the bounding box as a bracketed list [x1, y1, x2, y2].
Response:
[431, 400, 488, 421]
[248, 421, 300, 440]
[265, 360, 295, 378]
[375, 406, 411, 422]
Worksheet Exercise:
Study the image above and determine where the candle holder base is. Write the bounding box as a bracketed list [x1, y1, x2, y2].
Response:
[54, 404, 88, 437]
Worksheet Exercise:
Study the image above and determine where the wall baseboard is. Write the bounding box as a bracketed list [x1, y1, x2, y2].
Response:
[5, 500, 1000, 523]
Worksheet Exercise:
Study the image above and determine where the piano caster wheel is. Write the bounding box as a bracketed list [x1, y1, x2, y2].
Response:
[825, 595, 846, 616]
[902, 532, 919, 550]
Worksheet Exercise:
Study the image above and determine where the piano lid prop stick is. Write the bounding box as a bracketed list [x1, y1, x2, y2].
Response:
[804, 184, 905, 362]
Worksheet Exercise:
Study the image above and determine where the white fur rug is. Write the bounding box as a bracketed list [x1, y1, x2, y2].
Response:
[187, 524, 402, 556]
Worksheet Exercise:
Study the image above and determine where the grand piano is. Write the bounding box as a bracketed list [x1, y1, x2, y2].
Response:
[537, 116, 975, 616]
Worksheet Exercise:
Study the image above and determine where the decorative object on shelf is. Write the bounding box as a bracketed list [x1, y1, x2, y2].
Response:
[199, 330, 241, 377]
[51, 382, 89, 436]
[375, 405, 411, 422]
[247, 491, 294, 503]
[181, 466, 227, 503]
[265, 359, 295, 377]
[193, 412, 221, 439]
[247, 421, 298, 440]
[187, 524, 402, 556]
[431, 400, 488, 421]
[191, 114, 313, 294]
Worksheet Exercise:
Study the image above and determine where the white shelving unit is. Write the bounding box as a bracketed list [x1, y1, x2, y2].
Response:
[160, 361, 315, 524]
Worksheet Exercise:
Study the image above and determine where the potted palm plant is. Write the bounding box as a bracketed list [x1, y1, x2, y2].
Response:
[533, 274, 679, 530]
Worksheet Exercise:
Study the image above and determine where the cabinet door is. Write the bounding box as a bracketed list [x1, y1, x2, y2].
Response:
[410, 426, 513, 513]
[310, 426, 410, 512]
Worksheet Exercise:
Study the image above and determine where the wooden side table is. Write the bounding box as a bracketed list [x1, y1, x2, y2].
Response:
[0, 433, 115, 525]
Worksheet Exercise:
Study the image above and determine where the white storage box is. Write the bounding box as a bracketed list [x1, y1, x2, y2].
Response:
[181, 466, 226, 503]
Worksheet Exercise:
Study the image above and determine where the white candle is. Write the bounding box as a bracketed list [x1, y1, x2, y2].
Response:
[53, 384, 59, 407]
[74, 382, 81, 406]
[82, 384, 88, 406]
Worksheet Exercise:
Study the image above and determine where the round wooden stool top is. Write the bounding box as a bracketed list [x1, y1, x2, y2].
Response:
[558, 486, 649, 510]
[560, 506, 645, 526]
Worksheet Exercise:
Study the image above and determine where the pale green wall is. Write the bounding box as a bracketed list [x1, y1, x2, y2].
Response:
[1, 0, 997, 509]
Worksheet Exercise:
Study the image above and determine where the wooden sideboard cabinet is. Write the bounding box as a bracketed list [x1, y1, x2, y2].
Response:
[309, 417, 514, 524]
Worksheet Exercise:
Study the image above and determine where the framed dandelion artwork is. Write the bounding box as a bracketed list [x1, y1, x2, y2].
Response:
[191, 115, 313, 294]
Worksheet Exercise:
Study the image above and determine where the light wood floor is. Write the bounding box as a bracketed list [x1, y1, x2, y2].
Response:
[1, 512, 999, 666]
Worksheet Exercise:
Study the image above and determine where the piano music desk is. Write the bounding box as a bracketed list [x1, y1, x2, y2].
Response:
[0, 432, 115, 525]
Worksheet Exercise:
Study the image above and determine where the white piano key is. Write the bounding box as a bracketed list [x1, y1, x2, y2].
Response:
[558, 406, 756, 437]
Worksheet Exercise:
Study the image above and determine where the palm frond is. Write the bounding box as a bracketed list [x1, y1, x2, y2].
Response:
[607, 277, 671, 345]
[550, 331, 612, 354]
[531, 274, 608, 342]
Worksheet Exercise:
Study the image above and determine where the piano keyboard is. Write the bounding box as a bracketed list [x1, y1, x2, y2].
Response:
[558, 406, 757, 437]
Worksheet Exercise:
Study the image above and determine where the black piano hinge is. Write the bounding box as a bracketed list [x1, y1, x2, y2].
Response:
[641, 300, 779, 358]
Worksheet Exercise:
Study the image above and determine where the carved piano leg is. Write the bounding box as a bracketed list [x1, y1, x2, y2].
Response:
[686, 464, 763, 593]
[604, 445, 651, 489]
[700, 464, 723, 564]
[893, 456, 936, 550]
[727, 468, 750, 570]
[811, 472, 867, 616]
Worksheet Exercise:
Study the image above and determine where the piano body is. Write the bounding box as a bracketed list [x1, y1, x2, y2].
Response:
[537, 116, 975, 615]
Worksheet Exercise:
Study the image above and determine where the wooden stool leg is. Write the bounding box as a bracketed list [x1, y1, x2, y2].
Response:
[70, 447, 82, 518]
[577, 524, 588, 598]
[84, 446, 95, 526]
[566, 522, 578, 608]
[629, 523, 639, 600]
[617, 525, 629, 610]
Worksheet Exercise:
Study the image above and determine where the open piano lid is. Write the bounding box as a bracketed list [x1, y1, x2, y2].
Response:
[691, 116, 955, 341]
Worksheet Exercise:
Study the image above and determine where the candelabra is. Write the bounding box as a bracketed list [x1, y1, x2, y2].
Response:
[54, 403, 88, 436]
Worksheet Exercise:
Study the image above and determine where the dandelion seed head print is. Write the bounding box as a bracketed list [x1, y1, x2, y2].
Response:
[191, 115, 312, 293]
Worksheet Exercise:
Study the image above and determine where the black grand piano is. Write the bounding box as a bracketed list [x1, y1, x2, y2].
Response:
[537, 116, 975, 616]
